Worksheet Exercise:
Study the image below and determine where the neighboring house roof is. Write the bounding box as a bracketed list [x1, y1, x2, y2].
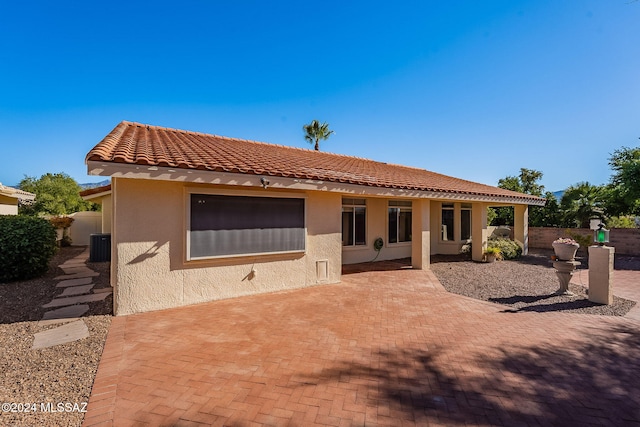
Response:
[79, 184, 112, 200]
[86, 121, 545, 205]
[0, 183, 36, 201]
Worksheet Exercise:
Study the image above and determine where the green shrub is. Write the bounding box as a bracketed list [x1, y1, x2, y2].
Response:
[0, 215, 57, 282]
[487, 238, 522, 260]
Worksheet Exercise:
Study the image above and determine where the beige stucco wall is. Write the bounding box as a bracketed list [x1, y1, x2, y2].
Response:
[111, 178, 342, 315]
[341, 197, 413, 264]
[69, 211, 102, 246]
[0, 195, 18, 215]
[101, 195, 112, 234]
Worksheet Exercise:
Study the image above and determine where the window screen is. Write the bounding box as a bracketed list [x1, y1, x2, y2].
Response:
[190, 194, 305, 258]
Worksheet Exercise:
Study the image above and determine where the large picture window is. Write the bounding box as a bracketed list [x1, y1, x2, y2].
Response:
[342, 198, 366, 246]
[388, 200, 412, 243]
[189, 194, 305, 259]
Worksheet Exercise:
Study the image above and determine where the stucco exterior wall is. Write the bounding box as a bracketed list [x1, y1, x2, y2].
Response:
[111, 178, 342, 315]
[101, 195, 112, 234]
[69, 211, 102, 245]
[341, 197, 413, 264]
[0, 195, 18, 215]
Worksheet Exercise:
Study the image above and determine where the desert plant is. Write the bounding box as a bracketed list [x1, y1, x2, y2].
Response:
[484, 246, 503, 261]
[565, 229, 592, 257]
[487, 238, 522, 260]
[0, 215, 57, 282]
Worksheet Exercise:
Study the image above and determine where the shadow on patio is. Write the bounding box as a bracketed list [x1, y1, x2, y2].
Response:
[295, 324, 640, 425]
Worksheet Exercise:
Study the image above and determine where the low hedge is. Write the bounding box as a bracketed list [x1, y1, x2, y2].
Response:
[0, 215, 57, 283]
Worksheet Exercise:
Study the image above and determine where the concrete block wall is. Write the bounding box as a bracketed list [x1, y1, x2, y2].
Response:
[529, 227, 640, 256]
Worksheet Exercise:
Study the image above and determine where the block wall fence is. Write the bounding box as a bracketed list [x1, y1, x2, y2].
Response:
[529, 227, 640, 256]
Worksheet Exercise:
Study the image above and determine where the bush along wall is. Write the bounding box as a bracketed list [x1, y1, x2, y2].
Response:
[487, 238, 523, 260]
[0, 215, 57, 283]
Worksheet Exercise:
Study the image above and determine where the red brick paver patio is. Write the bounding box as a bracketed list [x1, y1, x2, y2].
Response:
[83, 262, 640, 426]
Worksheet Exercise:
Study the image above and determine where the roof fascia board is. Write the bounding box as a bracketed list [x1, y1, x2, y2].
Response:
[87, 161, 545, 206]
[81, 191, 111, 201]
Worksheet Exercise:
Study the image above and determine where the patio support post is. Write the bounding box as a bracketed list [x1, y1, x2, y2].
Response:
[514, 204, 529, 255]
[471, 203, 488, 262]
[411, 199, 431, 269]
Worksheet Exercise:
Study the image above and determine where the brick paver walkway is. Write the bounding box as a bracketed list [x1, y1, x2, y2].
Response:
[571, 268, 640, 321]
[84, 262, 640, 426]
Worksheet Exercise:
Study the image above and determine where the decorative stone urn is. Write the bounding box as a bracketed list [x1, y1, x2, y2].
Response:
[552, 242, 580, 261]
[552, 260, 581, 295]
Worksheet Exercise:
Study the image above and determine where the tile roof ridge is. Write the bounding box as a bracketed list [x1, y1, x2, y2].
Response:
[118, 120, 377, 162]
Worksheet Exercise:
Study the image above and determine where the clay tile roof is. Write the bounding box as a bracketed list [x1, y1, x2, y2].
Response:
[79, 184, 111, 198]
[0, 183, 35, 201]
[86, 121, 545, 204]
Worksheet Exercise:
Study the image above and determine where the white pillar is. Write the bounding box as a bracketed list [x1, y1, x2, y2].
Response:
[588, 245, 615, 305]
[471, 203, 488, 262]
[411, 199, 431, 270]
[514, 204, 529, 255]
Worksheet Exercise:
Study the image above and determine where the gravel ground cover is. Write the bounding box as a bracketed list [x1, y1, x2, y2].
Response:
[431, 249, 637, 316]
[0, 246, 112, 427]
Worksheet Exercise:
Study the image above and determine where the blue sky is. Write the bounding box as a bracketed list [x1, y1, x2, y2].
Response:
[1, 1, 638, 192]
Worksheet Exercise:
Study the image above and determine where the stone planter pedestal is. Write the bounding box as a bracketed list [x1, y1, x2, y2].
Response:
[552, 242, 580, 261]
[552, 260, 581, 295]
[588, 245, 615, 305]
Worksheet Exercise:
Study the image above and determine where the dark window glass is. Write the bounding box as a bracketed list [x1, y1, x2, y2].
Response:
[190, 194, 305, 258]
[442, 207, 454, 241]
[389, 207, 412, 243]
[354, 207, 366, 245]
[342, 203, 366, 246]
[388, 208, 399, 243]
[461, 209, 471, 240]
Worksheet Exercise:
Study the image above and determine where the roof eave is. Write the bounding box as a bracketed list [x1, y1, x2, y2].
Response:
[87, 160, 543, 206]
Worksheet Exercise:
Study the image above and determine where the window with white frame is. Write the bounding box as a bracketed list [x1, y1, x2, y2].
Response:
[441, 203, 454, 241]
[342, 198, 366, 246]
[189, 194, 305, 259]
[388, 200, 412, 243]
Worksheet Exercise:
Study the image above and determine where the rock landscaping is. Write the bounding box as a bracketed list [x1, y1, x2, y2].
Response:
[0, 246, 112, 427]
[431, 250, 637, 316]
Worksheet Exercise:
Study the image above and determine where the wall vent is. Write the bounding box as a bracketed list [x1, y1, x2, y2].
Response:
[316, 260, 328, 282]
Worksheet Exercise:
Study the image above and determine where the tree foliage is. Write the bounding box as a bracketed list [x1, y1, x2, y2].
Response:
[18, 173, 98, 216]
[494, 143, 640, 228]
[303, 120, 334, 151]
[492, 168, 552, 226]
[605, 145, 640, 216]
[560, 182, 605, 228]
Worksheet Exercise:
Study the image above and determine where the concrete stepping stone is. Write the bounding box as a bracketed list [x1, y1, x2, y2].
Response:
[56, 277, 93, 288]
[32, 320, 89, 349]
[54, 271, 99, 280]
[60, 266, 94, 275]
[60, 261, 87, 268]
[93, 287, 113, 293]
[60, 284, 94, 297]
[38, 305, 90, 326]
[42, 292, 111, 308]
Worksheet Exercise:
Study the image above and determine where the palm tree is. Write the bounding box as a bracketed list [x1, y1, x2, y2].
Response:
[303, 120, 334, 151]
[560, 181, 604, 228]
